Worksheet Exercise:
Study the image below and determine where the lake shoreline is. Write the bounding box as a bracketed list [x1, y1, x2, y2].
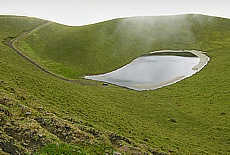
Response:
[133, 50, 210, 90]
[149, 50, 210, 71]
[86, 50, 210, 91]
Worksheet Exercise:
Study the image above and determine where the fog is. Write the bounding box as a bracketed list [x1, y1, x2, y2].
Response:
[0, 0, 229, 26]
[112, 15, 200, 54]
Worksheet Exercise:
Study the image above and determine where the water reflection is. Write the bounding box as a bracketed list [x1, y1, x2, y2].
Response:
[85, 52, 201, 90]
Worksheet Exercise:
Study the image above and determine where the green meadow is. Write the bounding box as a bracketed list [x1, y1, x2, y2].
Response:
[0, 14, 230, 154]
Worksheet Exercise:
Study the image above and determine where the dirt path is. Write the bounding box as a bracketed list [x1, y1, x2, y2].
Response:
[9, 21, 76, 82]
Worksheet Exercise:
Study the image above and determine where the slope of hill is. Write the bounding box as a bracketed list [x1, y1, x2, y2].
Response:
[15, 14, 230, 79]
[0, 15, 230, 154]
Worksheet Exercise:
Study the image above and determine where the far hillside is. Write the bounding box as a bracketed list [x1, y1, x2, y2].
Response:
[15, 14, 230, 78]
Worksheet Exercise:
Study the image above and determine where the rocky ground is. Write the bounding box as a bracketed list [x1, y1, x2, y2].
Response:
[0, 80, 167, 155]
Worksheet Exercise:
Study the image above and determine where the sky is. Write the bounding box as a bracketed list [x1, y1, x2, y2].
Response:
[0, 0, 229, 26]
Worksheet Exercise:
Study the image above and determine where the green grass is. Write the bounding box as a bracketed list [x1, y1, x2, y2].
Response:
[15, 15, 230, 77]
[34, 143, 85, 155]
[0, 14, 230, 154]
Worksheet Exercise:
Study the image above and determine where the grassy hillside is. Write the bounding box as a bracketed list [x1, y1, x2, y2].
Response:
[0, 14, 230, 154]
[15, 14, 230, 78]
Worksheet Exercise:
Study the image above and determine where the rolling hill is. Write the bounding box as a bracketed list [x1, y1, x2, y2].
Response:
[0, 14, 230, 154]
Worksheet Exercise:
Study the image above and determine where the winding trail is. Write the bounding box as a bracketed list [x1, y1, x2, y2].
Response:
[9, 21, 76, 82]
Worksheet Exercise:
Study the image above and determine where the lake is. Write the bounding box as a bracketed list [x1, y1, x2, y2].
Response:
[85, 50, 209, 90]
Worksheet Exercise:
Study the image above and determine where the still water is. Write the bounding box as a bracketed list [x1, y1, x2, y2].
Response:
[85, 52, 202, 90]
